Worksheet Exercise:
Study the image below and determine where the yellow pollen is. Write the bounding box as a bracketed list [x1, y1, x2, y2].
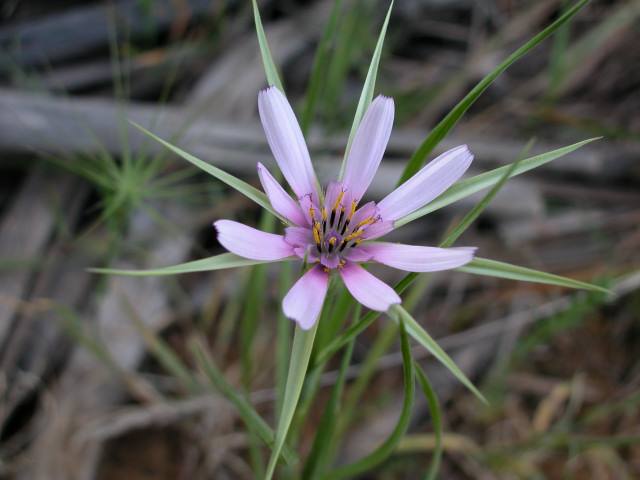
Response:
[332, 191, 345, 212]
[345, 230, 363, 242]
[356, 216, 374, 229]
[323, 267, 330, 274]
[347, 201, 357, 221]
[322, 208, 327, 221]
[329, 237, 336, 245]
[355, 238, 362, 245]
[313, 226, 321, 244]
[309, 207, 316, 220]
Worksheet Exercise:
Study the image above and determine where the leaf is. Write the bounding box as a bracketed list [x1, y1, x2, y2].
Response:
[252, 0, 284, 91]
[439, 139, 534, 248]
[398, 0, 591, 184]
[189, 338, 300, 466]
[391, 305, 487, 404]
[129, 121, 289, 224]
[414, 363, 442, 480]
[323, 316, 415, 479]
[456, 257, 610, 293]
[300, 0, 344, 134]
[302, 339, 355, 480]
[396, 138, 598, 227]
[338, 0, 394, 181]
[265, 322, 320, 480]
[90, 252, 286, 276]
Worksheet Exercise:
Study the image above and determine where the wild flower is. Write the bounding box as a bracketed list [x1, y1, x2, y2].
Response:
[215, 86, 476, 329]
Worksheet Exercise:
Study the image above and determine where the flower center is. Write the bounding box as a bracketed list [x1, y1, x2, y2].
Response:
[308, 190, 376, 261]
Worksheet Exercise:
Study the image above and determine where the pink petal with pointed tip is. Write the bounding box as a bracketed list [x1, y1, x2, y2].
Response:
[215, 220, 294, 260]
[342, 96, 394, 203]
[339, 261, 401, 311]
[258, 87, 317, 203]
[359, 243, 476, 272]
[377, 145, 474, 221]
[282, 264, 329, 330]
[257, 163, 308, 227]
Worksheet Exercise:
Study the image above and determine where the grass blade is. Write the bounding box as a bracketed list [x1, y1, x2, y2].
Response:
[323, 315, 414, 479]
[188, 338, 300, 466]
[90, 252, 287, 276]
[391, 305, 486, 404]
[338, 0, 393, 180]
[265, 322, 320, 480]
[456, 257, 609, 293]
[440, 139, 534, 248]
[398, 0, 591, 184]
[302, 339, 355, 480]
[129, 121, 288, 224]
[414, 363, 443, 480]
[300, 0, 344, 134]
[252, 0, 284, 90]
[396, 138, 598, 227]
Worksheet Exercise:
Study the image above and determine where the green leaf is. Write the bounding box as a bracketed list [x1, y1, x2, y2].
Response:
[129, 121, 289, 224]
[188, 338, 300, 466]
[391, 305, 487, 404]
[396, 138, 598, 227]
[90, 252, 286, 276]
[439, 139, 534, 248]
[252, 0, 284, 91]
[323, 316, 415, 479]
[414, 363, 442, 480]
[456, 257, 609, 293]
[398, 0, 591, 184]
[265, 322, 320, 480]
[302, 339, 355, 480]
[300, 0, 344, 134]
[338, 0, 394, 181]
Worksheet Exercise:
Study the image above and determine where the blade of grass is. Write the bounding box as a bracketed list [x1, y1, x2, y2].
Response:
[252, 0, 284, 91]
[265, 322, 320, 480]
[302, 339, 355, 480]
[188, 337, 300, 466]
[414, 363, 443, 480]
[396, 137, 598, 227]
[456, 257, 609, 293]
[391, 305, 486, 404]
[129, 121, 288, 224]
[398, 0, 590, 184]
[89, 252, 285, 276]
[300, 0, 344, 134]
[323, 315, 414, 479]
[338, 0, 394, 180]
[440, 138, 534, 248]
[329, 321, 398, 465]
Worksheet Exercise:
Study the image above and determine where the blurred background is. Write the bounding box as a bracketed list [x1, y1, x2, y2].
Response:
[0, 0, 639, 478]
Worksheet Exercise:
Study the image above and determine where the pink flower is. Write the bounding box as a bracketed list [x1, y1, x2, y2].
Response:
[215, 86, 477, 330]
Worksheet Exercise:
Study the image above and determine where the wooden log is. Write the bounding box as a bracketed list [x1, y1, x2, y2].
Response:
[0, 0, 220, 71]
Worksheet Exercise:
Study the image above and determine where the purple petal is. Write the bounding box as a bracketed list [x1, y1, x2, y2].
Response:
[377, 145, 474, 221]
[342, 96, 394, 203]
[359, 243, 477, 272]
[339, 261, 401, 311]
[284, 226, 315, 260]
[343, 246, 375, 263]
[258, 87, 318, 202]
[215, 220, 294, 260]
[257, 163, 308, 227]
[361, 220, 394, 240]
[282, 264, 329, 330]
